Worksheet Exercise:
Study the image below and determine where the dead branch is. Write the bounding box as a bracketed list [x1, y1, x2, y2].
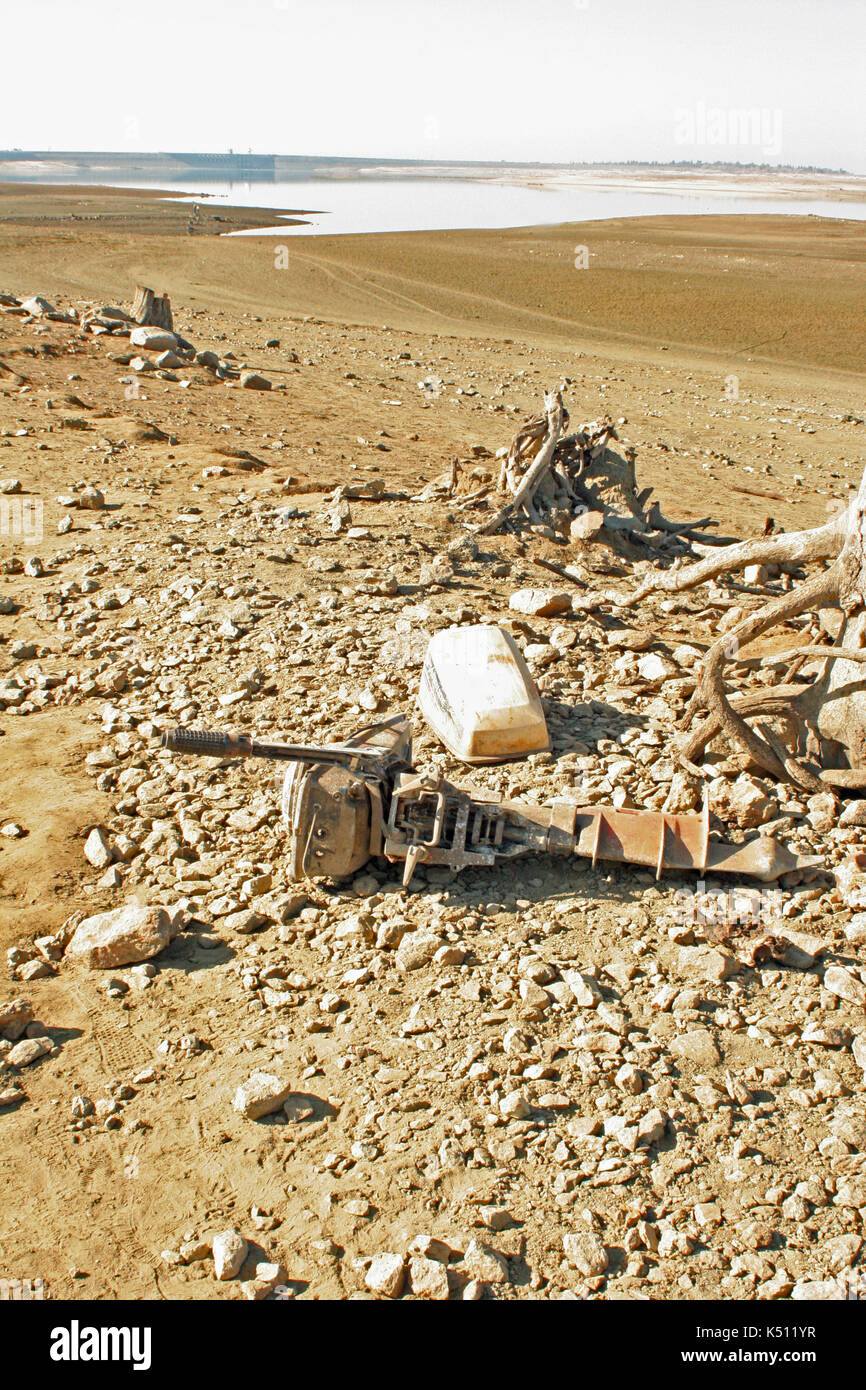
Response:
[532, 555, 588, 587]
[646, 502, 717, 535]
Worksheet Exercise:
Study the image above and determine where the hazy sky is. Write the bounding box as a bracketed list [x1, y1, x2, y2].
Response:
[3, 0, 864, 170]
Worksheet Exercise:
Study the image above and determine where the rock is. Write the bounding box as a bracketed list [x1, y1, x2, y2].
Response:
[636, 653, 676, 684]
[407, 1234, 453, 1263]
[563, 1232, 609, 1276]
[21, 295, 57, 317]
[853, 1035, 866, 1075]
[806, 791, 838, 832]
[93, 305, 133, 322]
[336, 913, 375, 942]
[0, 1086, 25, 1108]
[129, 327, 178, 351]
[561, 969, 603, 1007]
[240, 371, 271, 391]
[18, 960, 53, 981]
[84, 827, 113, 868]
[79, 486, 106, 510]
[824, 966, 866, 1009]
[499, 1091, 531, 1120]
[845, 914, 866, 946]
[242, 1261, 288, 1300]
[743, 563, 771, 585]
[408, 1255, 450, 1300]
[212, 1228, 248, 1280]
[195, 349, 220, 369]
[570, 510, 605, 541]
[180, 1239, 212, 1263]
[801, 1022, 851, 1048]
[670, 1029, 722, 1068]
[840, 802, 866, 828]
[709, 775, 773, 829]
[664, 771, 701, 814]
[155, 350, 183, 369]
[824, 1234, 863, 1272]
[233, 1071, 294, 1119]
[774, 927, 827, 969]
[508, 588, 572, 618]
[677, 945, 738, 984]
[395, 932, 440, 972]
[365, 1252, 406, 1298]
[615, 1063, 644, 1095]
[835, 855, 866, 910]
[419, 554, 453, 587]
[65, 904, 173, 969]
[791, 1279, 846, 1301]
[224, 908, 269, 935]
[0, 998, 33, 1041]
[636, 1108, 669, 1147]
[523, 642, 557, 665]
[7, 1037, 51, 1067]
[479, 1207, 515, 1232]
[519, 980, 551, 1011]
[463, 1239, 510, 1285]
[434, 944, 467, 967]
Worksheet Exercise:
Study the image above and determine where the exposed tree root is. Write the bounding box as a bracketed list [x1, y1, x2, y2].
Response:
[625, 508, 849, 605]
[676, 564, 843, 790]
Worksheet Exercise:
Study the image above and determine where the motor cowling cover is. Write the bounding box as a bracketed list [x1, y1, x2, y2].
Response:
[282, 759, 373, 879]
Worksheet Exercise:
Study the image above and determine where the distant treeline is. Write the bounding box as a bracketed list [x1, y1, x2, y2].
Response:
[0, 151, 851, 177]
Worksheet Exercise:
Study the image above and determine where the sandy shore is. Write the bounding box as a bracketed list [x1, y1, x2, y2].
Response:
[1, 183, 865, 377]
[486, 167, 866, 202]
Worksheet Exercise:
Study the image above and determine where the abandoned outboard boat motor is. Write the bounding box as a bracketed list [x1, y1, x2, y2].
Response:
[160, 719, 820, 888]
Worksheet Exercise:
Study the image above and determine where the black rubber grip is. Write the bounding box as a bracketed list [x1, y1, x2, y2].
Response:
[162, 728, 239, 757]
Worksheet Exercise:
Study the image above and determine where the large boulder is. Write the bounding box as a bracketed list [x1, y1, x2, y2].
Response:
[65, 904, 174, 969]
[129, 326, 179, 352]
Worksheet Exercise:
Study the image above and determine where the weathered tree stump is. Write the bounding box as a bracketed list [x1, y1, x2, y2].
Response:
[131, 286, 173, 331]
[478, 391, 565, 534]
[476, 390, 719, 554]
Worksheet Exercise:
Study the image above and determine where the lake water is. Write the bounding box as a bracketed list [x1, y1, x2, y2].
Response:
[7, 173, 866, 236]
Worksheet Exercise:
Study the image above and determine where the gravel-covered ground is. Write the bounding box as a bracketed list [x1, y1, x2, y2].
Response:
[1, 281, 865, 1301]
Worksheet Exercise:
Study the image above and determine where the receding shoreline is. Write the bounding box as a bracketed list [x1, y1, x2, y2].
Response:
[1, 181, 864, 378]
